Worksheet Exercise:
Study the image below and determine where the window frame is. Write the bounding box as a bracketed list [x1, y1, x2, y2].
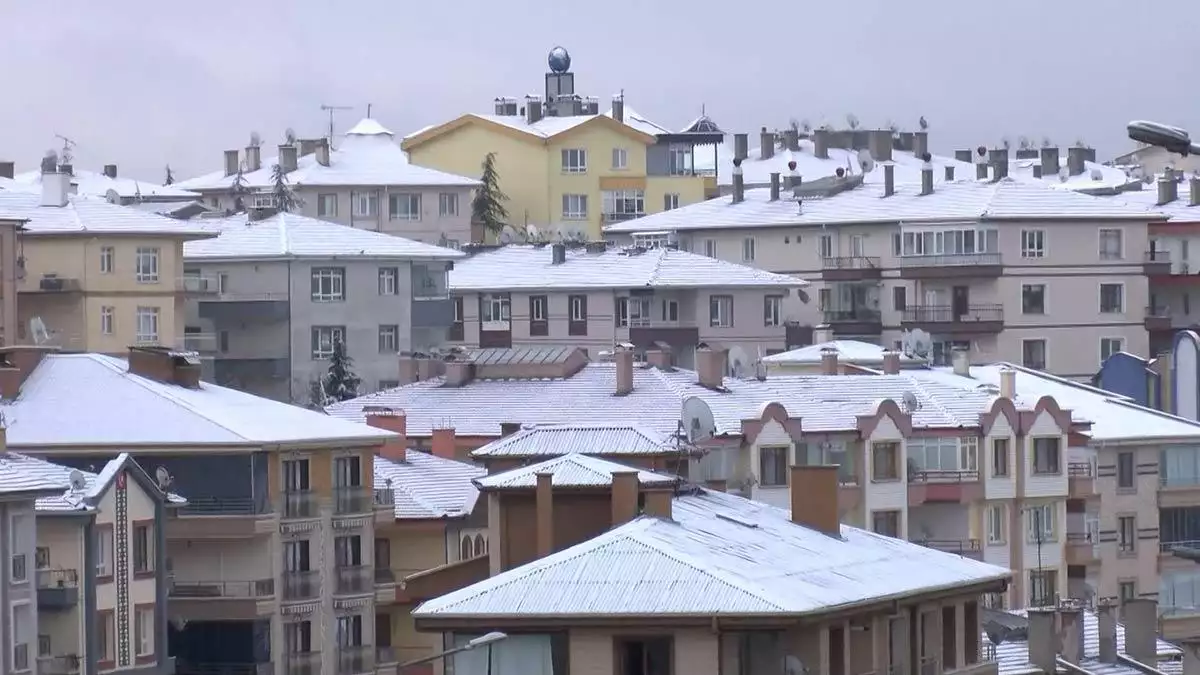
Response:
[991, 438, 1010, 477]
[311, 267, 346, 302]
[763, 295, 783, 327]
[1026, 503, 1056, 543]
[1099, 227, 1124, 261]
[1022, 339, 1047, 370]
[378, 325, 399, 354]
[758, 446, 789, 486]
[561, 193, 588, 220]
[1020, 284, 1046, 315]
[388, 193, 422, 221]
[1101, 337, 1125, 364]
[310, 325, 346, 360]
[986, 504, 1006, 545]
[1020, 229, 1046, 259]
[100, 306, 115, 335]
[742, 237, 756, 262]
[134, 247, 160, 283]
[135, 306, 160, 343]
[99, 246, 114, 274]
[352, 192, 379, 218]
[1118, 514, 1137, 555]
[561, 148, 588, 173]
[709, 295, 733, 328]
[317, 193, 338, 218]
[871, 510, 901, 537]
[611, 147, 628, 170]
[1099, 282, 1125, 314]
[1117, 451, 1135, 490]
[438, 192, 458, 217]
[871, 441, 900, 481]
[1031, 437, 1061, 475]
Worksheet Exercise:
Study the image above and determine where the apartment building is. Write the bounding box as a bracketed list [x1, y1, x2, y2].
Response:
[0, 344, 405, 675]
[606, 168, 1165, 378]
[8, 162, 201, 206]
[412, 457, 1009, 675]
[181, 211, 464, 401]
[0, 163, 216, 353]
[172, 119, 480, 245]
[444, 242, 808, 369]
[401, 48, 721, 240]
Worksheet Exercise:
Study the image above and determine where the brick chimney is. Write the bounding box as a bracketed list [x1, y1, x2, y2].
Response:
[127, 346, 202, 389]
[614, 346, 634, 396]
[1123, 598, 1158, 665]
[279, 144, 299, 173]
[695, 346, 727, 389]
[952, 346, 971, 377]
[398, 354, 419, 385]
[1060, 605, 1084, 665]
[881, 349, 900, 375]
[417, 357, 443, 381]
[643, 489, 672, 520]
[536, 472, 554, 556]
[223, 150, 240, 177]
[500, 422, 522, 438]
[1026, 608, 1057, 674]
[1096, 598, 1118, 663]
[704, 479, 727, 492]
[611, 471, 640, 525]
[444, 358, 474, 387]
[1040, 147, 1060, 177]
[364, 407, 407, 462]
[999, 367, 1016, 399]
[316, 139, 331, 167]
[103, 164, 118, 179]
[245, 144, 262, 173]
[820, 347, 839, 375]
[789, 465, 839, 535]
[431, 426, 457, 459]
[645, 346, 672, 370]
[759, 127, 774, 161]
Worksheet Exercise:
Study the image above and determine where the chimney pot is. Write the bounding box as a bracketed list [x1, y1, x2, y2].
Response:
[1032, 164, 1043, 179]
[975, 162, 989, 180]
[444, 358, 475, 387]
[1040, 147, 1061, 177]
[551, 243, 567, 264]
[127, 346, 201, 389]
[611, 470, 640, 525]
[0, 161, 13, 179]
[245, 145, 261, 173]
[646, 347, 672, 370]
[732, 159, 745, 204]
[733, 133, 749, 162]
[1096, 599, 1118, 664]
[882, 349, 900, 375]
[610, 96, 623, 124]
[944, 165, 955, 181]
[820, 347, 839, 375]
[784, 129, 800, 152]
[397, 354, 420, 385]
[1060, 607, 1085, 665]
[431, 426, 457, 460]
[999, 367, 1016, 399]
[1122, 598, 1158, 665]
[527, 96, 545, 125]
[789, 465, 840, 535]
[912, 131, 929, 160]
[316, 139, 330, 167]
[614, 347, 634, 396]
[813, 129, 830, 159]
[39, 168, 70, 208]
[696, 346, 727, 389]
[920, 164, 934, 195]
[769, 172, 781, 201]
[500, 422, 522, 437]
[883, 164, 895, 197]
[1158, 176, 1179, 205]
[812, 324, 834, 345]
[1190, 177, 1200, 207]
[1026, 608, 1058, 674]
[279, 145, 299, 174]
[869, 129, 893, 162]
[952, 346, 971, 377]
[536, 472, 554, 557]
[103, 164, 118, 179]
[224, 149, 240, 177]
[1067, 147, 1087, 176]
[759, 127, 775, 160]
[365, 408, 408, 462]
[955, 149, 973, 163]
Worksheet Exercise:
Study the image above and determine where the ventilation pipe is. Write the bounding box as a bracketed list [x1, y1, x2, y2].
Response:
[769, 172, 781, 201]
[732, 158, 745, 204]
[759, 127, 774, 160]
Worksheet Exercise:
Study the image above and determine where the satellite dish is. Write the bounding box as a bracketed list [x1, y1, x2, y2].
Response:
[155, 466, 173, 490]
[856, 149, 876, 175]
[1058, 166, 1069, 182]
[284, 128, 297, 145]
[785, 655, 808, 675]
[901, 390, 922, 413]
[681, 396, 716, 443]
[901, 329, 931, 359]
[498, 229, 514, 244]
[67, 469, 86, 491]
[29, 317, 51, 345]
[525, 223, 542, 242]
[104, 188, 121, 204]
[974, 146, 988, 164]
[249, 131, 262, 147]
[727, 346, 752, 378]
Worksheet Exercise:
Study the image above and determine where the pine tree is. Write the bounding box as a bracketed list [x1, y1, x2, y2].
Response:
[308, 377, 329, 409]
[321, 336, 361, 402]
[471, 152, 509, 235]
[270, 163, 302, 212]
[164, 165, 175, 185]
[229, 165, 248, 212]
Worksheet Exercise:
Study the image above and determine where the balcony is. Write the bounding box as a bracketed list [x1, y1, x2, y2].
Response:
[37, 655, 81, 675]
[334, 487, 372, 516]
[411, 298, 455, 328]
[1161, 474, 1200, 507]
[198, 293, 290, 323]
[281, 490, 319, 520]
[282, 570, 321, 602]
[283, 652, 320, 675]
[1068, 462, 1095, 498]
[907, 469, 983, 505]
[170, 497, 275, 538]
[601, 212, 643, 223]
[913, 539, 983, 560]
[337, 646, 374, 675]
[335, 565, 373, 596]
[1145, 250, 1172, 276]
[178, 275, 220, 295]
[1146, 305, 1173, 332]
[31, 274, 82, 293]
[821, 308, 882, 336]
[376, 647, 398, 666]
[37, 568, 79, 609]
[170, 579, 275, 599]
[901, 305, 1004, 335]
[821, 256, 883, 281]
[182, 333, 219, 353]
[1065, 532, 1098, 565]
[898, 253, 1003, 279]
[628, 322, 700, 351]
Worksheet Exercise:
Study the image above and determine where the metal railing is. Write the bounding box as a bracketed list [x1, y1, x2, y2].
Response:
[374, 568, 396, 584]
[178, 275, 221, 293]
[1066, 532, 1094, 544]
[899, 253, 1002, 267]
[821, 256, 882, 270]
[902, 304, 1004, 323]
[1146, 304, 1171, 318]
[37, 655, 81, 675]
[373, 488, 395, 508]
[908, 469, 980, 483]
[336, 646, 374, 675]
[182, 333, 219, 352]
[1161, 539, 1200, 553]
[333, 487, 372, 516]
[822, 308, 882, 323]
[210, 291, 290, 302]
[1161, 473, 1200, 488]
[37, 568, 78, 588]
[281, 490, 319, 519]
[282, 570, 321, 601]
[335, 565, 373, 595]
[913, 539, 982, 556]
[1067, 462, 1093, 477]
[1147, 250, 1172, 263]
[170, 579, 275, 598]
[177, 497, 273, 516]
[283, 652, 320, 675]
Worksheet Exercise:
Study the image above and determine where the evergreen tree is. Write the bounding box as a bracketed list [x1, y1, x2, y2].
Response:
[308, 377, 329, 409]
[270, 163, 302, 212]
[471, 152, 509, 235]
[164, 165, 175, 185]
[321, 336, 361, 402]
[229, 165, 248, 212]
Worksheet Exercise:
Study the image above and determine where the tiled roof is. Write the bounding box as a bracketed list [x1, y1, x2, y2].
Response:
[985, 608, 1181, 675]
[471, 424, 683, 459]
[173, 118, 480, 191]
[0, 452, 185, 510]
[183, 211, 465, 261]
[374, 451, 484, 520]
[414, 106, 668, 144]
[604, 177, 1162, 235]
[414, 487, 1011, 618]
[2, 353, 396, 448]
[11, 169, 199, 200]
[763, 340, 925, 366]
[1119, 182, 1200, 222]
[0, 451, 75, 496]
[475, 453, 679, 490]
[0, 192, 215, 237]
[449, 245, 808, 291]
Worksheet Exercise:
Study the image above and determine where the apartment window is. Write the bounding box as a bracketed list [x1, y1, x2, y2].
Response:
[99, 246, 114, 274]
[1021, 284, 1046, 314]
[986, 504, 1006, 545]
[100, 306, 114, 335]
[481, 293, 511, 323]
[562, 194, 588, 219]
[987, 438, 1010, 477]
[336, 614, 364, 648]
[616, 636, 672, 675]
[568, 295, 588, 336]
[311, 326, 345, 359]
[1099, 228, 1124, 260]
[450, 296, 464, 340]
[1117, 451, 1135, 489]
[335, 534, 363, 568]
[133, 523, 152, 574]
[34, 547, 48, 570]
[709, 295, 733, 327]
[1029, 570, 1057, 607]
[612, 147, 628, 169]
[378, 325, 398, 353]
[1099, 283, 1124, 313]
[135, 246, 159, 283]
[1022, 339, 1047, 370]
[1119, 581, 1137, 603]
[703, 239, 718, 258]
[1027, 504, 1056, 543]
[759, 446, 789, 486]
[283, 539, 311, 572]
[764, 295, 783, 327]
[98, 611, 114, 662]
[9, 513, 28, 583]
[872, 510, 901, 537]
[438, 192, 458, 216]
[135, 307, 159, 343]
[1021, 229, 1046, 258]
[135, 606, 154, 656]
[661, 299, 679, 322]
[1032, 437, 1061, 474]
[530, 295, 548, 335]
[603, 190, 645, 220]
[219, 331, 229, 352]
[13, 602, 30, 671]
[663, 193, 680, 210]
[311, 267, 345, 302]
[285, 620, 312, 654]
[1101, 337, 1124, 364]
[818, 234, 833, 259]
[742, 237, 756, 262]
[616, 296, 651, 328]
[353, 192, 379, 218]
[317, 193, 338, 218]
[561, 148, 587, 173]
[893, 286, 907, 311]
[378, 267, 399, 295]
[388, 193, 421, 221]
[249, 193, 275, 209]
[95, 526, 113, 579]
[871, 442, 899, 481]
[1118, 515, 1137, 554]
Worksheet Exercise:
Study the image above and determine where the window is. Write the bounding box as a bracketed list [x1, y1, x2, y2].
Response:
[317, 193, 338, 218]
[481, 294, 511, 323]
[661, 299, 679, 322]
[758, 446, 789, 486]
[438, 192, 458, 216]
[1021, 284, 1046, 314]
[99, 246, 114, 274]
[616, 636, 673, 675]
[1118, 515, 1136, 554]
[742, 237, 756, 262]
[818, 234, 833, 259]
[1022, 339, 1047, 370]
[530, 295, 548, 335]
[388, 193, 421, 221]
[1099, 228, 1124, 260]
[991, 438, 1010, 477]
[135, 247, 159, 283]
[100, 306, 114, 335]
[899, 227, 998, 257]
[219, 331, 229, 352]
[378, 267, 398, 295]
[335, 534, 363, 567]
[9, 513, 28, 583]
[97, 611, 114, 662]
[603, 190, 645, 220]
[872, 510, 901, 537]
[986, 504, 1007, 545]
[893, 286, 907, 311]
[1099, 283, 1124, 313]
[1117, 451, 1135, 489]
[95, 526, 113, 579]
[249, 193, 275, 209]
[1021, 229, 1046, 258]
[616, 297, 651, 328]
[1119, 581, 1137, 603]
[13, 602, 30, 671]
[450, 296, 464, 341]
[311, 267, 345, 302]
[336, 614, 364, 647]
[703, 239, 718, 257]
[285, 620, 312, 654]
[378, 325, 398, 353]
[133, 523, 152, 574]
[34, 547, 48, 570]
[562, 194, 588, 219]
[908, 437, 961, 472]
[568, 295, 588, 335]
[353, 192, 379, 217]
[663, 193, 680, 210]
[764, 295, 783, 327]
[1029, 570, 1057, 607]
[561, 148, 587, 173]
[612, 147, 628, 169]
[1101, 337, 1124, 364]
[871, 442, 899, 481]
[1027, 504, 1056, 543]
[378, 380, 398, 391]
[135, 606, 154, 656]
[1032, 437, 1061, 474]
[135, 307, 159, 343]
[709, 295, 733, 327]
[311, 326, 345, 359]
[283, 539, 311, 572]
[668, 145, 694, 175]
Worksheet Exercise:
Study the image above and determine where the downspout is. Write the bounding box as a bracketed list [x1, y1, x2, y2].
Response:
[154, 494, 169, 673]
[83, 514, 98, 675]
[287, 260, 294, 403]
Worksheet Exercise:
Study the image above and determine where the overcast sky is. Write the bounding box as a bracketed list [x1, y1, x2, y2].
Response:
[2, 0, 1196, 182]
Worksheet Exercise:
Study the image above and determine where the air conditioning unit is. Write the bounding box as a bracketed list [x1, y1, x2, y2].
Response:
[39, 276, 64, 291]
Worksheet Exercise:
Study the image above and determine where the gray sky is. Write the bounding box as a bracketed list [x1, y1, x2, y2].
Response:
[2, 0, 1196, 182]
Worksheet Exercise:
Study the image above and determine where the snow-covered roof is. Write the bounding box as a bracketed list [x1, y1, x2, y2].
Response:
[11, 169, 199, 201]
[985, 608, 1181, 675]
[407, 107, 669, 146]
[373, 451, 484, 520]
[128, 200, 210, 218]
[449, 244, 808, 291]
[2, 353, 396, 448]
[183, 211, 466, 261]
[471, 424, 683, 459]
[0, 192, 215, 237]
[414, 487, 1011, 618]
[173, 118, 481, 192]
[0, 452, 186, 512]
[763, 340, 925, 367]
[1118, 181, 1200, 222]
[0, 450, 76, 497]
[604, 178, 1163, 235]
[475, 453, 678, 490]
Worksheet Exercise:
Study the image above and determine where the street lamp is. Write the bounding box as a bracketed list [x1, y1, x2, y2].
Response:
[1127, 120, 1200, 156]
[397, 631, 508, 673]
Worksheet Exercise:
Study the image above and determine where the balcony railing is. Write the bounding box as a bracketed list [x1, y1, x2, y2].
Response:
[336, 646, 374, 675]
[376, 647, 397, 665]
[1147, 250, 1172, 263]
[281, 490, 318, 519]
[335, 565, 373, 595]
[913, 539, 982, 556]
[601, 212, 644, 223]
[822, 256, 882, 270]
[283, 652, 320, 675]
[374, 568, 397, 584]
[822, 308, 882, 323]
[908, 469, 980, 483]
[178, 275, 221, 294]
[1147, 305, 1171, 318]
[1161, 539, 1200, 553]
[333, 487, 372, 516]
[282, 570, 321, 601]
[170, 579, 275, 599]
[899, 253, 1002, 267]
[37, 568, 78, 589]
[1066, 532, 1094, 544]
[177, 497, 273, 516]
[373, 488, 395, 508]
[901, 304, 1004, 323]
[1068, 462, 1093, 477]
[37, 655, 81, 675]
[182, 333, 219, 352]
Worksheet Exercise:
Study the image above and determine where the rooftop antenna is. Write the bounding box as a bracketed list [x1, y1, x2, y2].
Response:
[319, 104, 354, 145]
[54, 134, 76, 165]
[366, 103, 373, 118]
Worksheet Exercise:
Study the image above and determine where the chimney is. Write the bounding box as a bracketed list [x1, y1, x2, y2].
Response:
[417, 357, 443, 382]
[813, 129, 830, 159]
[611, 471, 640, 525]
[398, 354, 419, 385]
[444, 358, 475, 387]
[0, 161, 13, 179]
[999, 367, 1016, 399]
[1191, 177, 1200, 207]
[820, 346, 839, 375]
[280, 145, 299, 173]
[759, 127, 775, 160]
[882, 349, 900, 375]
[869, 129, 893, 162]
[988, 149, 1008, 181]
[1026, 608, 1058, 675]
[975, 161, 988, 180]
[920, 159, 934, 196]
[1060, 606, 1084, 665]
[646, 346, 672, 369]
[1182, 640, 1200, 675]
[769, 172, 781, 201]
[299, 139, 319, 156]
[1123, 598, 1158, 666]
[127, 346, 202, 389]
[527, 97, 544, 125]
[245, 145, 261, 173]
[955, 150, 973, 163]
[316, 139, 330, 167]
[944, 165, 955, 182]
[1032, 164, 1043, 179]
[787, 161, 800, 188]
[1096, 599, 1118, 664]
[0, 365, 19, 399]
[643, 490, 672, 520]
[812, 324, 834, 345]
[732, 159, 745, 204]
[224, 149, 240, 177]
[103, 164, 118, 179]
[614, 346, 634, 396]
[1067, 147, 1086, 176]
[1158, 175, 1179, 205]
[365, 408, 407, 462]
[431, 426, 457, 460]
[696, 346, 727, 389]
[912, 131, 929, 159]
[610, 95, 623, 124]
[883, 163, 895, 197]
[704, 479, 727, 492]
[1040, 147, 1060, 177]
[733, 133, 749, 162]
[59, 164, 73, 176]
[536, 472, 554, 556]
[952, 346, 971, 377]
[789, 465, 839, 535]
[784, 128, 800, 152]
[40, 163, 69, 208]
[551, 243, 567, 264]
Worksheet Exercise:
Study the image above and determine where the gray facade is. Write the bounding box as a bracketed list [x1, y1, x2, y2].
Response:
[1, 497, 37, 675]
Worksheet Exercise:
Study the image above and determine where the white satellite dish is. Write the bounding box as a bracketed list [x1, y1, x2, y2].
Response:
[155, 466, 173, 490]
[901, 390, 922, 413]
[727, 345, 752, 378]
[525, 223, 542, 242]
[104, 189, 121, 204]
[67, 469, 86, 491]
[680, 396, 716, 443]
[785, 655, 809, 675]
[901, 329, 931, 359]
[856, 149, 876, 175]
[29, 317, 51, 345]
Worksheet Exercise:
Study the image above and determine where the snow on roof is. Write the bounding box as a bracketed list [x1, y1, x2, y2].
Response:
[173, 119, 480, 192]
[183, 211, 466, 261]
[12, 169, 199, 201]
[0, 176, 35, 194]
[2, 353, 396, 448]
[471, 424, 683, 459]
[1118, 182, 1200, 222]
[762, 340, 925, 366]
[475, 453, 678, 490]
[0, 452, 185, 512]
[985, 608, 1181, 675]
[414, 107, 668, 144]
[0, 192, 215, 237]
[0, 451, 75, 496]
[449, 245, 808, 291]
[373, 451, 484, 520]
[606, 106, 671, 136]
[911, 363, 1200, 443]
[414, 487, 1011, 618]
[603, 178, 1162, 235]
[127, 200, 210, 218]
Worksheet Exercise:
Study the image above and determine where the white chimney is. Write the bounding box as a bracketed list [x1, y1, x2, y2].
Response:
[999, 367, 1015, 399]
[40, 164, 69, 208]
[812, 324, 834, 345]
[952, 346, 970, 377]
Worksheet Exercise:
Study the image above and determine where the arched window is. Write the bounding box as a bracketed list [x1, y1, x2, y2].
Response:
[459, 535, 472, 561]
[473, 534, 486, 557]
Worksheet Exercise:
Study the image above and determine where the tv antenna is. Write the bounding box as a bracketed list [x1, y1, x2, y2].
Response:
[54, 134, 76, 165]
[320, 104, 354, 144]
